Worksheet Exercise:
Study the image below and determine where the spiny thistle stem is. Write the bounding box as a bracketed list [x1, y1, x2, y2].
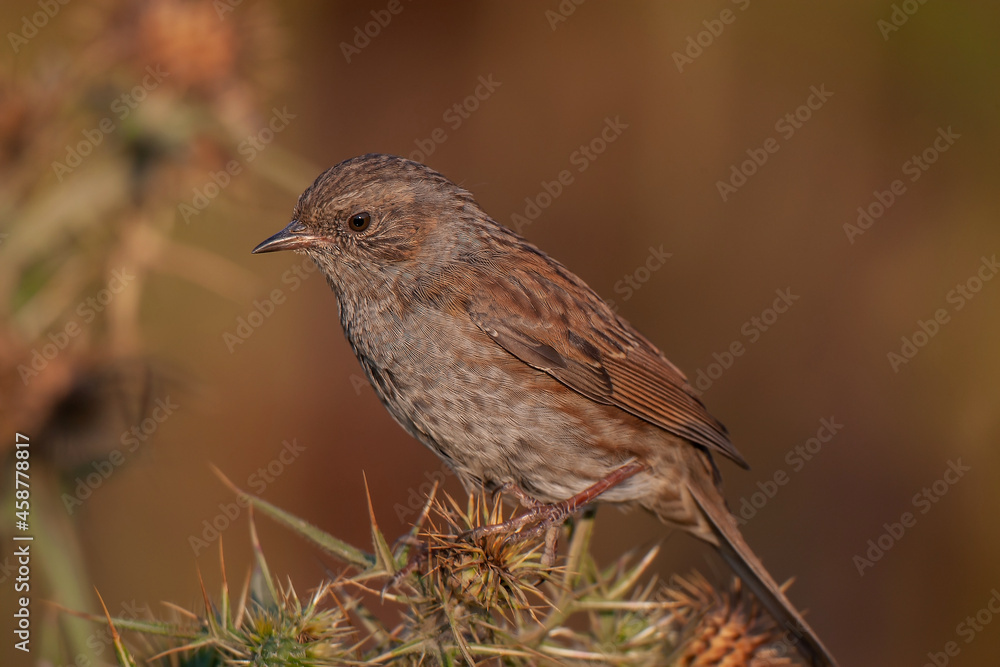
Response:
[80, 476, 802, 666]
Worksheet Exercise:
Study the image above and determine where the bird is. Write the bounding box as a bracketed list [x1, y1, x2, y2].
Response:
[252, 153, 837, 666]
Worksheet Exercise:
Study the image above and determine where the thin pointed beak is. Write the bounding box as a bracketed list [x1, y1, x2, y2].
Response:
[252, 221, 320, 254]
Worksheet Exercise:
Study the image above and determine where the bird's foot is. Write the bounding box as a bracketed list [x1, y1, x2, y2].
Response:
[465, 460, 647, 548]
[382, 535, 428, 596]
[461, 481, 546, 542]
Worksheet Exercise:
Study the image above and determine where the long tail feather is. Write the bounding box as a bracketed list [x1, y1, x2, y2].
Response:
[689, 485, 838, 667]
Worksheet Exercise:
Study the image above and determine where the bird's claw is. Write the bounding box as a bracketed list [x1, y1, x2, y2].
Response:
[382, 538, 428, 598]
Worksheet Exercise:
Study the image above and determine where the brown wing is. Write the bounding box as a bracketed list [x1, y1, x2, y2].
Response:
[464, 259, 747, 468]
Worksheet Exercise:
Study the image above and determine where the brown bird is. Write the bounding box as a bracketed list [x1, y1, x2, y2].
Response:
[253, 153, 837, 666]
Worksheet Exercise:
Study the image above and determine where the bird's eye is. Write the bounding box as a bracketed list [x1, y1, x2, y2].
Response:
[349, 211, 371, 232]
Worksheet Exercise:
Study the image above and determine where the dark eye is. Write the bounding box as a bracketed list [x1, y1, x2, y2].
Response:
[349, 211, 371, 232]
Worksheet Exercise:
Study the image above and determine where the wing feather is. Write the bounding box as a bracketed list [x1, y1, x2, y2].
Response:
[464, 262, 747, 468]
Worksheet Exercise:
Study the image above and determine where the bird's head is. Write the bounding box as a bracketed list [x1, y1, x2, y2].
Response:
[253, 153, 487, 298]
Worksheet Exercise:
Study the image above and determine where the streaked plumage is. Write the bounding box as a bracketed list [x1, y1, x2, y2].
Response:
[253, 154, 837, 666]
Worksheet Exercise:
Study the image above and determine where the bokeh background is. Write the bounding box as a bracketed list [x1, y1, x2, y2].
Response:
[2, 1, 999, 665]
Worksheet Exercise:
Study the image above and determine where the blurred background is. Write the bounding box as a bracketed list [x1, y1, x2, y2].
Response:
[1, 1, 998, 665]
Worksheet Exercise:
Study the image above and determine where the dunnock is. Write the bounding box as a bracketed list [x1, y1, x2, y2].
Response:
[253, 154, 837, 666]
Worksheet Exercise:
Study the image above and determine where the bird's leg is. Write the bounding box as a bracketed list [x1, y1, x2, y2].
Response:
[383, 535, 428, 596]
[504, 460, 646, 544]
[465, 461, 646, 544]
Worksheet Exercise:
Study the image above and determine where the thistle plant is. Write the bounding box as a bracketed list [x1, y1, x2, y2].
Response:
[84, 474, 801, 666]
[1, 4, 310, 659]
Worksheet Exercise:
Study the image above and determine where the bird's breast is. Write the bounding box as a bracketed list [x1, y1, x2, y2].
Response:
[337, 295, 678, 505]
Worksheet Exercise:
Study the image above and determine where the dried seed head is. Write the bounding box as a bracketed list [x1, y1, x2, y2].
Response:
[418, 493, 550, 614]
[667, 573, 795, 667]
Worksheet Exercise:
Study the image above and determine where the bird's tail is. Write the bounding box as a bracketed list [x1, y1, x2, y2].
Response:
[688, 484, 838, 667]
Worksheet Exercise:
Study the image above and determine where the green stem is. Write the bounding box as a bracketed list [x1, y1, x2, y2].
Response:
[521, 511, 596, 645]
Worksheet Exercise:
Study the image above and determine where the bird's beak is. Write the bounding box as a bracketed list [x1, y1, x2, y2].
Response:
[252, 220, 320, 254]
